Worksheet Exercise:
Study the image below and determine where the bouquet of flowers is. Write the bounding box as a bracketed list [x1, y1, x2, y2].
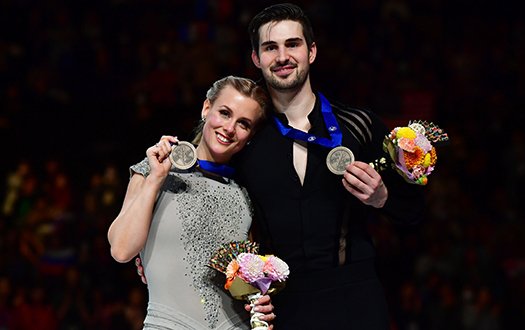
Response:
[371, 120, 449, 185]
[209, 241, 289, 330]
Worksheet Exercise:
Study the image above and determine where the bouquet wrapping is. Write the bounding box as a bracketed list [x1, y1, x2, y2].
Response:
[371, 120, 449, 185]
[209, 241, 289, 330]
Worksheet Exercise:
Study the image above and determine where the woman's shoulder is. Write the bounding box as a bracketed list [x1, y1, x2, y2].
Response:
[129, 158, 195, 178]
[129, 157, 150, 178]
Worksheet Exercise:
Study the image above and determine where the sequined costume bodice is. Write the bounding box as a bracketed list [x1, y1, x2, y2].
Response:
[130, 159, 252, 329]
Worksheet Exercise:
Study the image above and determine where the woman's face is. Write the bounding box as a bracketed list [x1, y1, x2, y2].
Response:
[197, 85, 263, 163]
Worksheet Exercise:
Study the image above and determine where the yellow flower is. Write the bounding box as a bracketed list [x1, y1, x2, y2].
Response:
[396, 127, 417, 140]
[423, 153, 431, 167]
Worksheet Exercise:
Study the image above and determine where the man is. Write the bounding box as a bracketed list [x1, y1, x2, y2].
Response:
[232, 3, 425, 328]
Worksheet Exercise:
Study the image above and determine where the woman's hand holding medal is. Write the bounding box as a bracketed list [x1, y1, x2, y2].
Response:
[147, 135, 198, 177]
[146, 135, 178, 182]
[168, 140, 197, 170]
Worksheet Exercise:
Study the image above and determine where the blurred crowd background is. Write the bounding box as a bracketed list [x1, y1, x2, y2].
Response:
[1, 0, 524, 329]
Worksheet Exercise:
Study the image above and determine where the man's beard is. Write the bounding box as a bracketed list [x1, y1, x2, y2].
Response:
[264, 66, 309, 91]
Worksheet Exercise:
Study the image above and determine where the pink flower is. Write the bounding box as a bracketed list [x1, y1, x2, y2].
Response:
[237, 253, 265, 283]
[411, 165, 426, 179]
[263, 256, 290, 281]
[415, 133, 432, 153]
[398, 137, 415, 152]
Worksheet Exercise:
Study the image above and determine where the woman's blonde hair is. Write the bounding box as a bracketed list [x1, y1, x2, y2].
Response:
[191, 76, 270, 144]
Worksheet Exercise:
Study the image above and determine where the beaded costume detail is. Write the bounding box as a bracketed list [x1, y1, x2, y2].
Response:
[131, 158, 253, 329]
[178, 177, 251, 328]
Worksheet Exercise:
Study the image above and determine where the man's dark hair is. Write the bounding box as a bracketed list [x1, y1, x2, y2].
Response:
[248, 3, 315, 54]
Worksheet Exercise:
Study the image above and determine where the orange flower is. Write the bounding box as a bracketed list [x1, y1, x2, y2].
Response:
[429, 147, 437, 166]
[403, 147, 425, 169]
[225, 259, 240, 289]
[225, 277, 234, 290]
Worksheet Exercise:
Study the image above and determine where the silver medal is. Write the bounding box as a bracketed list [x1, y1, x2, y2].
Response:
[169, 141, 197, 170]
[326, 146, 355, 175]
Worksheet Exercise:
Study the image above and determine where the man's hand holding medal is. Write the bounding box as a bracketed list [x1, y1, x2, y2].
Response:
[272, 92, 387, 208]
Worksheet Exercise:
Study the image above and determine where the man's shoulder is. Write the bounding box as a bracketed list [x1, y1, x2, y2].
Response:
[320, 94, 388, 146]
[316, 91, 377, 119]
[329, 99, 378, 124]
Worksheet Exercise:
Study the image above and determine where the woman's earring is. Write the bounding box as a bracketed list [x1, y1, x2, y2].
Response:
[201, 116, 206, 122]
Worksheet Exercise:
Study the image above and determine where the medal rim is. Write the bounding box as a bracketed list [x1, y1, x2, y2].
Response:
[169, 141, 197, 170]
[326, 146, 355, 175]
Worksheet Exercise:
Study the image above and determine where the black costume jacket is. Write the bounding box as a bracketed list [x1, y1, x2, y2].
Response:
[233, 92, 425, 328]
[233, 92, 425, 276]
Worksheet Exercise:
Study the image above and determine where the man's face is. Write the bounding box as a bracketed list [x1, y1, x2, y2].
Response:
[252, 20, 316, 91]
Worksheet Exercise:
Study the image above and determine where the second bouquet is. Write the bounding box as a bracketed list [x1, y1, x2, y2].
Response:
[209, 241, 289, 330]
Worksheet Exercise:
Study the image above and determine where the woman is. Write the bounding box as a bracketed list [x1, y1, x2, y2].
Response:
[108, 76, 274, 329]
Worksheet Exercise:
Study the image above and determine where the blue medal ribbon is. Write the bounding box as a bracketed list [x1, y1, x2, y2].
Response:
[197, 160, 235, 179]
[272, 92, 342, 148]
